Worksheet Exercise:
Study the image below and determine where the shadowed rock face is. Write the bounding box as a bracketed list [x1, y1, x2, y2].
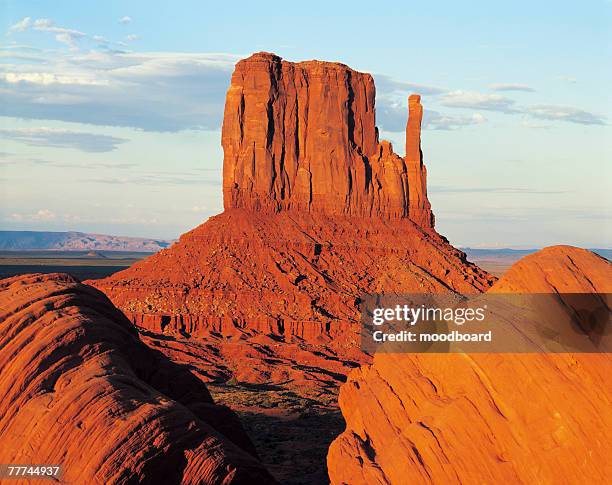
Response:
[222, 52, 434, 227]
[0, 273, 276, 484]
[328, 246, 612, 484]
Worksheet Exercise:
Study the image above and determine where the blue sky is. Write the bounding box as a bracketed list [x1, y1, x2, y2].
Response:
[1, 0, 610, 247]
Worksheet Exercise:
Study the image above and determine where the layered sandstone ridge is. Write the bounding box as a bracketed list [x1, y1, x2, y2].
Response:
[222, 52, 434, 227]
[0, 273, 275, 484]
[328, 246, 612, 484]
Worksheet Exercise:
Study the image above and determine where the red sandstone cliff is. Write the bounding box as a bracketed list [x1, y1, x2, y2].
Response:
[327, 246, 612, 484]
[222, 52, 434, 226]
[0, 273, 275, 484]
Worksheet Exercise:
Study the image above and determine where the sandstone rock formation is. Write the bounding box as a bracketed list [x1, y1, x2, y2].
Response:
[489, 244, 611, 293]
[222, 52, 434, 226]
[328, 246, 612, 484]
[0, 273, 275, 484]
[91, 53, 492, 346]
[405, 94, 434, 228]
[0, 230, 171, 251]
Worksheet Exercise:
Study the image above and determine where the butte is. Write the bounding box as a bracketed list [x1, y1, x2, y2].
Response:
[90, 52, 494, 351]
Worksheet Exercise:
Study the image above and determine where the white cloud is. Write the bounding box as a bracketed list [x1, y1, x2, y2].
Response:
[126, 34, 140, 42]
[490, 83, 535, 93]
[526, 105, 606, 125]
[32, 93, 89, 104]
[1, 153, 138, 170]
[191, 205, 209, 212]
[10, 209, 57, 221]
[0, 41, 605, 134]
[0, 127, 128, 152]
[377, 97, 487, 131]
[32, 19, 85, 48]
[81, 174, 221, 186]
[428, 90, 604, 126]
[33, 19, 53, 29]
[472, 113, 487, 124]
[520, 121, 549, 129]
[439, 90, 518, 113]
[2, 72, 109, 86]
[0, 48, 240, 131]
[108, 216, 160, 225]
[559, 75, 577, 84]
[424, 110, 487, 130]
[118, 16, 132, 24]
[6, 17, 86, 48]
[430, 186, 567, 194]
[8, 17, 32, 34]
[375, 74, 446, 96]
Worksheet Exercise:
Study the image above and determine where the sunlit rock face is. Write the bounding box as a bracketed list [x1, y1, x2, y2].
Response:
[222, 52, 434, 227]
[327, 246, 612, 485]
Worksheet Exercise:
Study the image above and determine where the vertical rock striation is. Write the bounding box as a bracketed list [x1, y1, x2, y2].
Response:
[222, 52, 434, 228]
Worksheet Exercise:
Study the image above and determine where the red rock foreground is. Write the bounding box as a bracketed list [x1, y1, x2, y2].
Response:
[328, 246, 612, 484]
[0, 273, 275, 484]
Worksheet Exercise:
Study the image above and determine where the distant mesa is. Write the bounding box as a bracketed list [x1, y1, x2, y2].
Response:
[85, 250, 108, 258]
[0, 273, 275, 484]
[0, 230, 172, 252]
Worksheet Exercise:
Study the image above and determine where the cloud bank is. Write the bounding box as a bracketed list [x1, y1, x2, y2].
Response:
[1, 46, 239, 131]
[0, 127, 127, 152]
[2, 18, 606, 134]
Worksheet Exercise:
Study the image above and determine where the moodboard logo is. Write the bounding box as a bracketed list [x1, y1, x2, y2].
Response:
[360, 293, 611, 353]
